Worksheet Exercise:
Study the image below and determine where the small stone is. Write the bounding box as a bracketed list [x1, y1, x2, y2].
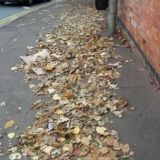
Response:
[0, 101, 6, 107]
[8, 133, 15, 139]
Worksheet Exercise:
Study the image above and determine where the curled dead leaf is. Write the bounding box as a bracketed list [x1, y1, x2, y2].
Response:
[71, 126, 80, 135]
[119, 97, 128, 109]
[122, 144, 130, 154]
[4, 120, 15, 129]
[96, 127, 108, 136]
[62, 92, 75, 99]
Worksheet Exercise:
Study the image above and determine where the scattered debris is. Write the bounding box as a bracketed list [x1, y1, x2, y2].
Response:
[9, 152, 21, 160]
[8, 133, 15, 139]
[32, 100, 46, 109]
[10, 67, 18, 72]
[10, 0, 134, 159]
[20, 49, 50, 75]
[17, 107, 22, 112]
[4, 120, 15, 129]
[0, 101, 6, 107]
[26, 46, 34, 50]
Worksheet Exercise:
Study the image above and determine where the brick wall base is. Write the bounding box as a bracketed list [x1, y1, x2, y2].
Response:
[118, 18, 160, 84]
[118, 0, 160, 75]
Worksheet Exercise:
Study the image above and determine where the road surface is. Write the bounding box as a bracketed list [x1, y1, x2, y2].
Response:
[0, 1, 53, 21]
[0, 1, 66, 159]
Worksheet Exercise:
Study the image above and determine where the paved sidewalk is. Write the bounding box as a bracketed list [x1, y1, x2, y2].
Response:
[0, 0, 160, 160]
[113, 41, 160, 160]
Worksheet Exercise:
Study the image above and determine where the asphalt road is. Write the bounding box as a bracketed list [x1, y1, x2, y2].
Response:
[0, 4, 25, 20]
[0, 1, 66, 159]
[0, 1, 52, 20]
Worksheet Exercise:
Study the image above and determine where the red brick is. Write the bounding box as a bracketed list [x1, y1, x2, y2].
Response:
[118, 0, 160, 74]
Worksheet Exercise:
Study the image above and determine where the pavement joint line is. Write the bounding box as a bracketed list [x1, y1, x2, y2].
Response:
[0, 0, 57, 27]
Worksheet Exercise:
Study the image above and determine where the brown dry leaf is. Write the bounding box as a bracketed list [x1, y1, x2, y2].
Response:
[77, 146, 90, 157]
[113, 139, 122, 151]
[119, 97, 128, 109]
[122, 144, 130, 154]
[14, 1, 133, 159]
[63, 144, 73, 153]
[106, 149, 118, 160]
[71, 126, 80, 135]
[96, 127, 107, 136]
[58, 137, 65, 142]
[32, 100, 46, 109]
[4, 120, 15, 129]
[99, 147, 109, 155]
[44, 63, 55, 71]
[98, 157, 111, 160]
[63, 83, 71, 89]
[104, 136, 114, 147]
[55, 109, 65, 115]
[22, 148, 34, 157]
[41, 145, 53, 155]
[81, 135, 92, 146]
[62, 92, 75, 99]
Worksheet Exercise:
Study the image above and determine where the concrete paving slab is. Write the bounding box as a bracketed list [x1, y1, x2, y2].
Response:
[111, 43, 160, 160]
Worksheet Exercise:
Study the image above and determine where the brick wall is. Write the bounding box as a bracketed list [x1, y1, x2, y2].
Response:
[118, 0, 160, 74]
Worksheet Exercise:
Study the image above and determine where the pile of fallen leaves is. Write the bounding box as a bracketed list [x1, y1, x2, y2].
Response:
[9, 0, 133, 160]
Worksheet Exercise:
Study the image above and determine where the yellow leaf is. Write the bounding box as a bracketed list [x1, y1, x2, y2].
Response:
[45, 63, 55, 71]
[4, 120, 15, 129]
[55, 109, 64, 115]
[96, 127, 107, 136]
[8, 132, 15, 139]
[58, 137, 65, 142]
[71, 126, 80, 135]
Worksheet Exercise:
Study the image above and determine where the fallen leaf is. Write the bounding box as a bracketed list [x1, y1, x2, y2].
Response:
[119, 97, 128, 109]
[62, 92, 75, 99]
[71, 126, 80, 135]
[41, 145, 53, 155]
[55, 109, 64, 115]
[9, 152, 21, 160]
[4, 120, 15, 129]
[63, 144, 73, 153]
[8, 133, 15, 139]
[44, 63, 55, 71]
[96, 127, 107, 136]
[122, 144, 130, 154]
[53, 94, 61, 100]
[47, 88, 56, 94]
[81, 135, 91, 146]
[99, 147, 109, 155]
[32, 100, 46, 109]
[14, 2, 133, 160]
